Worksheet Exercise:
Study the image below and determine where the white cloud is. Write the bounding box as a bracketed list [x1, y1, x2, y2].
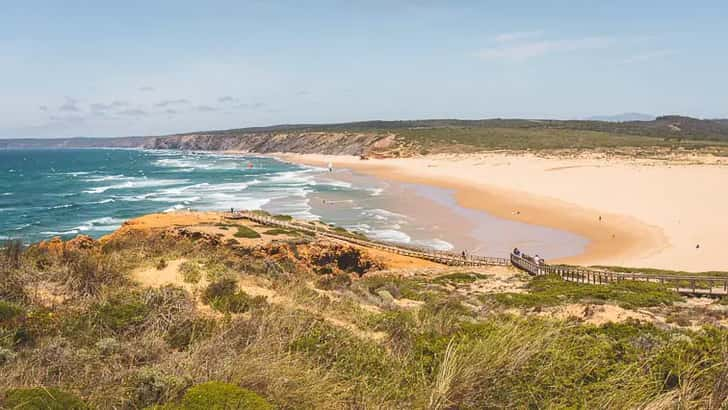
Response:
[475, 37, 614, 61]
[494, 31, 542, 43]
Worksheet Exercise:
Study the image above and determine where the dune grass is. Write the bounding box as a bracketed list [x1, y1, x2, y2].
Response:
[491, 274, 683, 309]
[1, 232, 727, 409]
[232, 226, 261, 239]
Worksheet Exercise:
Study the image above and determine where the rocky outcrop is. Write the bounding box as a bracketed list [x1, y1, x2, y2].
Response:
[36, 235, 99, 257]
[249, 240, 386, 276]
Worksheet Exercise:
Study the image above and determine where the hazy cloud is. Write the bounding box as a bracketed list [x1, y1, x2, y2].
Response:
[217, 96, 238, 103]
[195, 105, 218, 112]
[138, 86, 155, 92]
[621, 50, 674, 64]
[49, 114, 85, 123]
[494, 31, 542, 43]
[235, 102, 265, 110]
[295, 90, 310, 96]
[117, 108, 148, 117]
[59, 97, 80, 112]
[39, 105, 48, 111]
[91, 100, 129, 111]
[476, 36, 613, 61]
[155, 99, 189, 107]
[164, 109, 178, 115]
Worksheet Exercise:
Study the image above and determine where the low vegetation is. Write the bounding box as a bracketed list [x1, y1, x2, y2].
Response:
[594, 265, 728, 278]
[2, 387, 88, 409]
[491, 274, 683, 308]
[156, 381, 272, 409]
[1, 231, 727, 409]
[263, 228, 299, 236]
[232, 225, 261, 239]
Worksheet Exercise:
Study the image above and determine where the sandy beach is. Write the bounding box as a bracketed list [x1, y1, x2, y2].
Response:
[276, 152, 728, 272]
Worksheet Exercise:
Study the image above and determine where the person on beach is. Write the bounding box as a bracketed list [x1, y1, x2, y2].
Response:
[461, 250, 466, 259]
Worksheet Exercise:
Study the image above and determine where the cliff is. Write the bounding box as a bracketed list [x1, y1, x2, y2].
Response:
[144, 131, 398, 155]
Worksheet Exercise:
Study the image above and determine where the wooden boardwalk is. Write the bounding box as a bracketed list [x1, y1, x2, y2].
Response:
[227, 212, 510, 267]
[228, 211, 727, 297]
[510, 253, 728, 297]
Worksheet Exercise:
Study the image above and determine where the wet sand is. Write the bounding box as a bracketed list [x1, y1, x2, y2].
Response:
[308, 168, 586, 258]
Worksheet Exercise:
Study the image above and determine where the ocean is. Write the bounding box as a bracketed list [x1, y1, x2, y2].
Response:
[0, 148, 587, 258]
[0, 149, 449, 248]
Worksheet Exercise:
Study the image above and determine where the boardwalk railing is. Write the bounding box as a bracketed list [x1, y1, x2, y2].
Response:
[227, 212, 510, 267]
[511, 253, 728, 297]
[225, 211, 727, 296]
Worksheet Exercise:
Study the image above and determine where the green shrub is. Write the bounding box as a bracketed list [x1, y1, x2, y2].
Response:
[212, 292, 267, 314]
[315, 274, 352, 290]
[357, 275, 426, 301]
[263, 228, 298, 236]
[492, 274, 682, 308]
[201, 260, 230, 282]
[179, 261, 202, 284]
[0, 300, 24, 323]
[130, 368, 189, 408]
[201, 278, 237, 304]
[94, 292, 150, 332]
[432, 272, 489, 285]
[156, 258, 168, 270]
[165, 317, 217, 350]
[166, 381, 272, 409]
[233, 226, 261, 239]
[3, 387, 88, 409]
[201, 278, 266, 314]
[272, 214, 293, 221]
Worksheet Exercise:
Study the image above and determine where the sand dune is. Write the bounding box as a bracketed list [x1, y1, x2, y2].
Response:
[279, 152, 728, 272]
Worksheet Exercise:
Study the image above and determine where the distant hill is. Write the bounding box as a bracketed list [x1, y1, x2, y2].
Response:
[3, 116, 728, 154]
[585, 113, 656, 122]
[0, 136, 148, 149]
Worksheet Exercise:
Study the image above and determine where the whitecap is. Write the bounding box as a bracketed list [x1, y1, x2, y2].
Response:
[83, 217, 124, 232]
[83, 174, 128, 182]
[62, 171, 93, 177]
[319, 179, 353, 189]
[48, 203, 75, 210]
[87, 198, 115, 204]
[367, 229, 412, 244]
[41, 230, 79, 236]
[163, 204, 187, 213]
[363, 208, 408, 220]
[149, 195, 202, 203]
[84, 178, 189, 194]
[413, 238, 454, 251]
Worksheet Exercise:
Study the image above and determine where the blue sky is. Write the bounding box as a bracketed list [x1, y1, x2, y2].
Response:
[2, 0, 727, 138]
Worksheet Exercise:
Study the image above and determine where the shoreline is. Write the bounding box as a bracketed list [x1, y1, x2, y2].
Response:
[271, 152, 726, 272]
[274, 153, 656, 266]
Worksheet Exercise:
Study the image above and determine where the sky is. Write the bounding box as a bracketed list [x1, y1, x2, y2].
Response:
[1, 0, 727, 138]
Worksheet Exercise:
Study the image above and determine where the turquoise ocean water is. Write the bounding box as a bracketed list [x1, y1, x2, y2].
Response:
[0, 148, 587, 258]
